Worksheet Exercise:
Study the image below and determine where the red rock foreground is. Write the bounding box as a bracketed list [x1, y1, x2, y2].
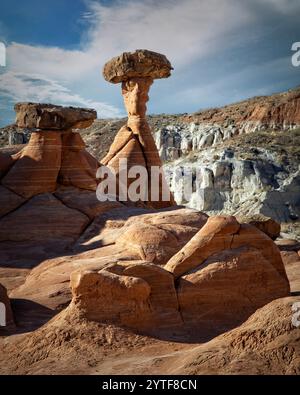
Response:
[68, 215, 289, 338]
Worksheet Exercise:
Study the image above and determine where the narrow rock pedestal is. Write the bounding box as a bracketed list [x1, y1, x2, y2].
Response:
[102, 49, 175, 208]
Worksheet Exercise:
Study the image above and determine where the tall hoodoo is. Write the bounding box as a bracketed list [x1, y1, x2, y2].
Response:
[102, 49, 175, 208]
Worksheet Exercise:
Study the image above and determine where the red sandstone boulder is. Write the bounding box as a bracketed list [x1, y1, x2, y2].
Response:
[165, 216, 289, 286]
[116, 208, 208, 264]
[177, 246, 290, 333]
[107, 261, 180, 315]
[70, 269, 152, 329]
[231, 224, 289, 283]
[103, 49, 173, 83]
[70, 261, 182, 334]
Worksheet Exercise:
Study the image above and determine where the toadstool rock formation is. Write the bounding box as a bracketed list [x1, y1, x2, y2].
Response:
[2, 103, 99, 197]
[0, 103, 123, 244]
[102, 50, 175, 208]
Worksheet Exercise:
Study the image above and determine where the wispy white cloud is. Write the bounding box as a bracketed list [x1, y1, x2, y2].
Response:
[5, 0, 256, 79]
[85, 0, 256, 68]
[0, 71, 122, 117]
[0, 0, 256, 120]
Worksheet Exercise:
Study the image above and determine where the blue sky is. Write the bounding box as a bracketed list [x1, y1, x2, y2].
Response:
[0, 0, 299, 126]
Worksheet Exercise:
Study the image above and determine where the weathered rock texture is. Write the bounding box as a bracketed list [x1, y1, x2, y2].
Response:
[165, 216, 288, 281]
[153, 88, 300, 225]
[70, 262, 182, 334]
[167, 296, 300, 375]
[0, 136, 287, 339]
[0, 185, 25, 218]
[0, 103, 106, 244]
[2, 131, 62, 198]
[0, 193, 90, 242]
[236, 214, 281, 240]
[177, 246, 289, 332]
[9, 207, 205, 309]
[59, 132, 99, 191]
[68, 214, 290, 337]
[102, 50, 175, 208]
[116, 208, 208, 264]
[0, 77, 297, 374]
[103, 49, 173, 83]
[15, 103, 97, 130]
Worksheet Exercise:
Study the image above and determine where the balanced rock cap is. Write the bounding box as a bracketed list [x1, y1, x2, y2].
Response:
[103, 49, 173, 84]
[15, 103, 97, 130]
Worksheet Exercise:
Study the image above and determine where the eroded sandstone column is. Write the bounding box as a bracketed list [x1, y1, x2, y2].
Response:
[2, 103, 98, 198]
[102, 49, 175, 208]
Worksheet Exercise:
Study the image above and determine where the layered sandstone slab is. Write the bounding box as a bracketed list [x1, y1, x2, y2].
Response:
[54, 186, 122, 220]
[0, 193, 90, 242]
[164, 216, 241, 278]
[15, 103, 97, 130]
[103, 49, 173, 83]
[0, 186, 25, 218]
